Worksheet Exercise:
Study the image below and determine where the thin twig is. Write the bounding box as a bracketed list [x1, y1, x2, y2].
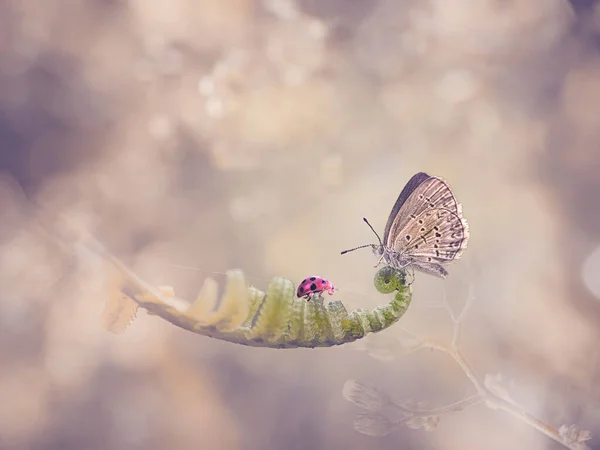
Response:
[393, 394, 483, 417]
[441, 289, 458, 323]
[456, 283, 476, 324]
[393, 284, 589, 450]
[486, 397, 576, 449]
[450, 347, 487, 396]
[451, 282, 476, 348]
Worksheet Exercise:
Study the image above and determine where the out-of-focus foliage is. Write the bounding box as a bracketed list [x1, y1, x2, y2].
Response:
[1, 0, 600, 449]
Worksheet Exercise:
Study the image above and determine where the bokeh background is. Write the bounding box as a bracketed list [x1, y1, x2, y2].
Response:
[1, 0, 600, 449]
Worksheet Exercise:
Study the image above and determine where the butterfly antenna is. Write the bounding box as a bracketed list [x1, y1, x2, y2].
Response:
[340, 217, 383, 255]
[362, 217, 383, 246]
[340, 244, 371, 255]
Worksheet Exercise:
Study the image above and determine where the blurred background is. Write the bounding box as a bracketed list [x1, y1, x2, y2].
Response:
[1, 0, 600, 449]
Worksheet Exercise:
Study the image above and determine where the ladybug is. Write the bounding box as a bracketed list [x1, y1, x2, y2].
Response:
[296, 276, 336, 301]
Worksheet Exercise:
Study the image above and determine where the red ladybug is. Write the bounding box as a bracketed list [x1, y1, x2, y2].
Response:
[296, 276, 336, 301]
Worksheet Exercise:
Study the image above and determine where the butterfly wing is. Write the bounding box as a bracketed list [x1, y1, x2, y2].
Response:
[395, 207, 469, 261]
[385, 175, 465, 249]
[382, 172, 431, 244]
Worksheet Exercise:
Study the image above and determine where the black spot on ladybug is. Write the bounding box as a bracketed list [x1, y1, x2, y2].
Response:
[435, 232, 441, 237]
[310, 283, 317, 290]
[310, 277, 316, 281]
[322, 279, 327, 284]
[299, 287, 304, 293]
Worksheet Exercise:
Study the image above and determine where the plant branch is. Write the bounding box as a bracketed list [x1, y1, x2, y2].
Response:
[394, 288, 590, 450]
[394, 394, 483, 417]
[357, 283, 591, 450]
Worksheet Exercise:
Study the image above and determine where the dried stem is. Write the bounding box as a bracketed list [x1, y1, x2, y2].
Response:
[393, 283, 590, 450]
[393, 394, 483, 417]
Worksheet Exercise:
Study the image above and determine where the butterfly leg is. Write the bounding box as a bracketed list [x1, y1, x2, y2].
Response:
[373, 254, 385, 268]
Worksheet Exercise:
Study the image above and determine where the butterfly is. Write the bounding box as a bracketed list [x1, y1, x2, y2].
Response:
[341, 172, 469, 278]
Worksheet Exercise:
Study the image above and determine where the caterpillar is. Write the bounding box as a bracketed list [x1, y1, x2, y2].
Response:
[93, 238, 412, 349]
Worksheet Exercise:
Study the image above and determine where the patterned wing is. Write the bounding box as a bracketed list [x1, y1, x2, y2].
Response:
[383, 172, 431, 244]
[391, 208, 469, 264]
[385, 175, 463, 249]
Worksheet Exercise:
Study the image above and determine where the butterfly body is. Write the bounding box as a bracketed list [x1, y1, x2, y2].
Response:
[297, 276, 336, 301]
[342, 172, 469, 279]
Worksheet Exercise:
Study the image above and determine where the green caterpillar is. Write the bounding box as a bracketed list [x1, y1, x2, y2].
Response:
[94, 238, 412, 349]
